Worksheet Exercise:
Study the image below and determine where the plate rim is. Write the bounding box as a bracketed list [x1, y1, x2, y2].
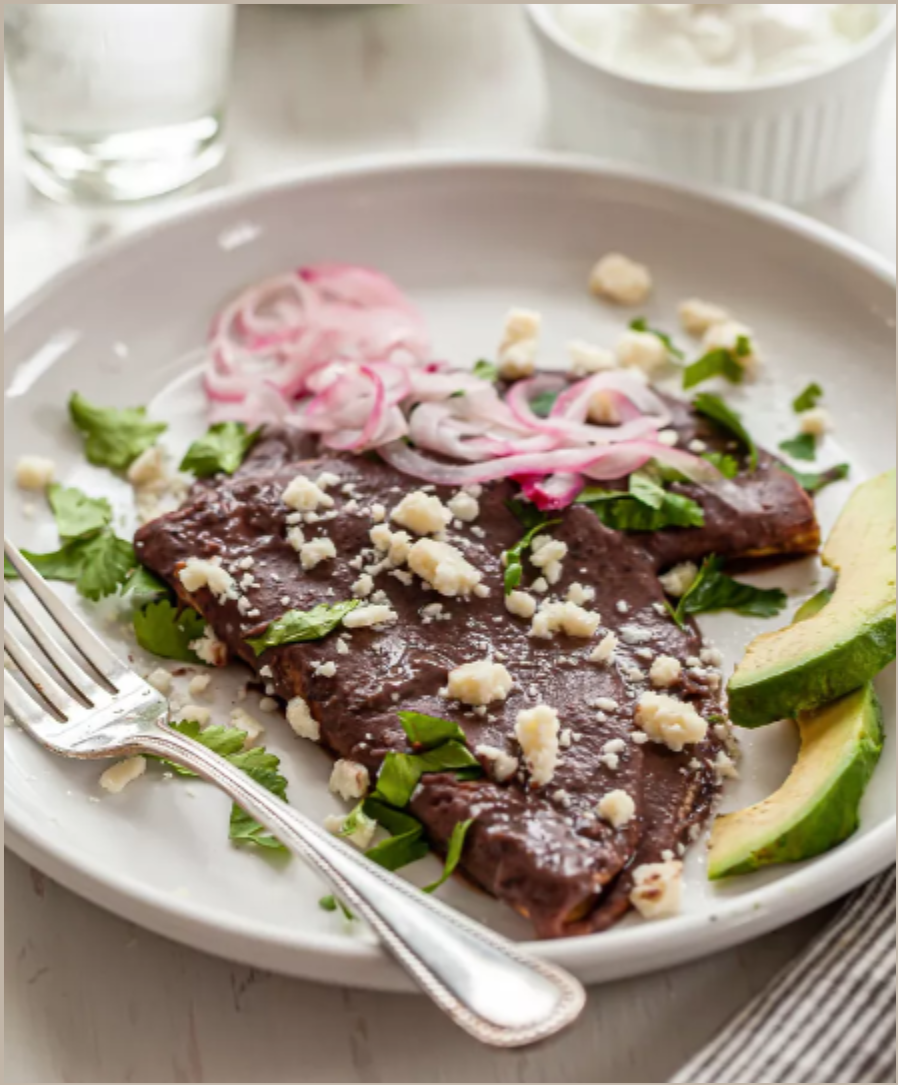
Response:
[5, 150, 896, 989]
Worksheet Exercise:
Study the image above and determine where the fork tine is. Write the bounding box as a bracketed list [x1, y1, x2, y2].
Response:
[4, 627, 80, 721]
[3, 668, 64, 745]
[5, 589, 107, 705]
[4, 537, 126, 688]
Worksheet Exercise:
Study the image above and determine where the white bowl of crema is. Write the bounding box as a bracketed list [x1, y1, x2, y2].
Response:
[527, 4, 896, 205]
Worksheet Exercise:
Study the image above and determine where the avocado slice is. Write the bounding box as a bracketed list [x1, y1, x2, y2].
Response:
[728, 470, 896, 729]
[708, 683, 884, 879]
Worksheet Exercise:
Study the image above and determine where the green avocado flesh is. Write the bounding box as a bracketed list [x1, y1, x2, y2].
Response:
[708, 683, 884, 880]
[728, 470, 896, 729]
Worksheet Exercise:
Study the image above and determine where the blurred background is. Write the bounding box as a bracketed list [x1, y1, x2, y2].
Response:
[5, 4, 896, 313]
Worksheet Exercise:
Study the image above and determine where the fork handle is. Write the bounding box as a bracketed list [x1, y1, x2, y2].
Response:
[138, 726, 585, 1047]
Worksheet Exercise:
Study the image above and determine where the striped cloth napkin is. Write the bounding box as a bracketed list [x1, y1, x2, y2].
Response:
[671, 870, 896, 1084]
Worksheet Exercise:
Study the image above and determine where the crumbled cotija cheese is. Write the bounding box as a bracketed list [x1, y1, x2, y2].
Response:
[181, 704, 212, 727]
[230, 706, 264, 747]
[391, 490, 452, 535]
[329, 759, 371, 801]
[589, 253, 652, 306]
[514, 704, 561, 788]
[679, 298, 730, 337]
[702, 320, 758, 367]
[407, 539, 482, 596]
[324, 812, 376, 850]
[187, 673, 211, 698]
[100, 756, 146, 794]
[126, 445, 166, 486]
[714, 751, 740, 779]
[178, 557, 239, 602]
[352, 574, 374, 598]
[568, 339, 617, 377]
[530, 536, 568, 574]
[530, 601, 601, 640]
[597, 789, 636, 829]
[299, 537, 337, 570]
[281, 475, 334, 513]
[475, 744, 520, 783]
[286, 696, 319, 740]
[636, 692, 708, 752]
[15, 455, 56, 491]
[447, 660, 514, 706]
[502, 308, 541, 342]
[590, 632, 618, 665]
[659, 562, 699, 598]
[566, 582, 596, 606]
[616, 330, 668, 376]
[146, 668, 173, 695]
[798, 407, 833, 436]
[447, 491, 480, 522]
[649, 655, 682, 688]
[498, 339, 537, 381]
[342, 604, 398, 629]
[505, 590, 537, 619]
[630, 861, 684, 920]
[189, 627, 228, 667]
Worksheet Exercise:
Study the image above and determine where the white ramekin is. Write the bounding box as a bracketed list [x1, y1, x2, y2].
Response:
[527, 4, 897, 205]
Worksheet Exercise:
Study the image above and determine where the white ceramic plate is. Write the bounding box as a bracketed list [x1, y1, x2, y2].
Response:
[5, 154, 895, 991]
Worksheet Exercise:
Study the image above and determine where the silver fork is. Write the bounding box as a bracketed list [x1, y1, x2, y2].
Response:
[3, 538, 586, 1047]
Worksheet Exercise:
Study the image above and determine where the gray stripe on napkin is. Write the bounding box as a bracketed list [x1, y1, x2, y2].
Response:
[671, 870, 896, 1084]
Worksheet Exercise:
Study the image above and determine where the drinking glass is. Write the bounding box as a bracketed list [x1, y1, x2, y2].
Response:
[4, 4, 235, 203]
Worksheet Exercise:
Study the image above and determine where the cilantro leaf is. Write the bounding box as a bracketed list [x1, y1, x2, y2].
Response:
[47, 484, 112, 539]
[779, 462, 850, 494]
[424, 818, 475, 893]
[121, 565, 171, 607]
[75, 533, 136, 601]
[180, 422, 262, 478]
[68, 392, 167, 471]
[502, 517, 561, 594]
[472, 359, 499, 382]
[374, 741, 480, 808]
[133, 599, 207, 663]
[779, 433, 817, 461]
[682, 348, 745, 390]
[4, 533, 134, 600]
[362, 797, 424, 837]
[365, 829, 430, 872]
[578, 470, 704, 532]
[693, 393, 758, 471]
[506, 498, 547, 532]
[702, 451, 740, 479]
[167, 720, 289, 853]
[529, 389, 561, 418]
[397, 711, 467, 750]
[630, 317, 684, 360]
[246, 600, 361, 656]
[793, 383, 823, 413]
[675, 555, 787, 624]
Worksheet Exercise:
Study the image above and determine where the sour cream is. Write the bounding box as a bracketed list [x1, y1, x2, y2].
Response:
[553, 5, 883, 87]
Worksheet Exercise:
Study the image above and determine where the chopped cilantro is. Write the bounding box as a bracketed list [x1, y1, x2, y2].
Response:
[68, 392, 167, 471]
[423, 819, 475, 893]
[793, 383, 824, 413]
[166, 720, 289, 853]
[180, 422, 262, 478]
[397, 711, 467, 750]
[502, 515, 562, 594]
[674, 555, 787, 626]
[630, 317, 684, 360]
[529, 389, 561, 418]
[692, 393, 758, 471]
[702, 451, 740, 479]
[374, 741, 480, 809]
[682, 348, 745, 390]
[365, 829, 430, 872]
[47, 484, 112, 539]
[120, 565, 171, 607]
[472, 359, 499, 382]
[779, 433, 817, 461]
[4, 533, 135, 601]
[246, 600, 361, 656]
[578, 470, 704, 531]
[133, 599, 207, 663]
[780, 462, 850, 494]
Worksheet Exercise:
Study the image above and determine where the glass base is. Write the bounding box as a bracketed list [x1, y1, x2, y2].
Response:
[22, 114, 226, 204]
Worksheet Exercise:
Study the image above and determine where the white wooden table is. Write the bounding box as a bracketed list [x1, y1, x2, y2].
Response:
[4, 8, 895, 1083]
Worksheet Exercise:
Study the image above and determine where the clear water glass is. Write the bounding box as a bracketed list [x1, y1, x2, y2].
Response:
[4, 4, 235, 203]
